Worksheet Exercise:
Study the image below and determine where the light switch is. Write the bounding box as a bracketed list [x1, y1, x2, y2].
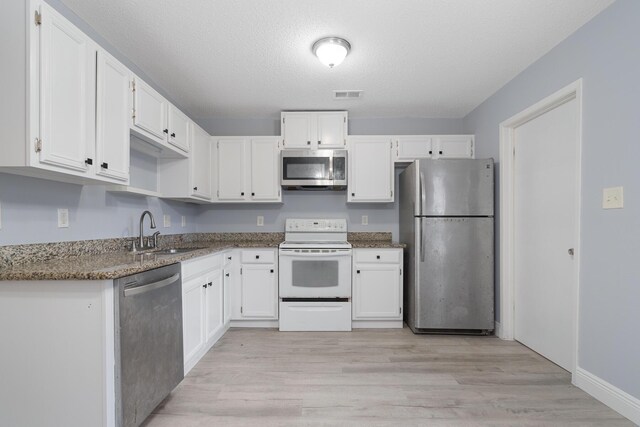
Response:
[163, 214, 171, 228]
[361, 215, 368, 225]
[257, 216, 264, 226]
[57, 208, 69, 228]
[603, 186, 624, 209]
[181, 216, 186, 227]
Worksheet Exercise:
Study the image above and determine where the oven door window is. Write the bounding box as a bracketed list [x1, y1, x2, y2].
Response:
[283, 157, 331, 180]
[291, 260, 339, 288]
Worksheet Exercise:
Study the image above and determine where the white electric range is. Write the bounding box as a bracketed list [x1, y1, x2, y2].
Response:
[279, 219, 352, 331]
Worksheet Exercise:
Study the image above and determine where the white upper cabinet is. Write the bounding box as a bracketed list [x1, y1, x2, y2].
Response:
[215, 139, 247, 201]
[348, 137, 394, 202]
[95, 50, 130, 182]
[394, 135, 474, 162]
[434, 135, 474, 159]
[250, 138, 281, 201]
[212, 137, 281, 203]
[395, 136, 433, 162]
[281, 111, 347, 149]
[132, 77, 168, 143]
[168, 105, 190, 153]
[191, 124, 212, 199]
[38, 1, 95, 174]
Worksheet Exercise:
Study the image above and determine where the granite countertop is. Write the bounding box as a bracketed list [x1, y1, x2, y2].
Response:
[0, 238, 281, 281]
[0, 231, 404, 281]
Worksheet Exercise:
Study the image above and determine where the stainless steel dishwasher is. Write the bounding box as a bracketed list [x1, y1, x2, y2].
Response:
[114, 263, 184, 427]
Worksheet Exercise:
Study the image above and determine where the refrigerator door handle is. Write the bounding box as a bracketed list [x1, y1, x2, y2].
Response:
[419, 219, 426, 262]
[419, 171, 426, 216]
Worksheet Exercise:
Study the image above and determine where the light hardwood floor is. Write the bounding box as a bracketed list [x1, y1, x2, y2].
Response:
[143, 327, 631, 426]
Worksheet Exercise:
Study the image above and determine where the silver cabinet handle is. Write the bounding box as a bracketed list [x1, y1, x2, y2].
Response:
[124, 273, 180, 297]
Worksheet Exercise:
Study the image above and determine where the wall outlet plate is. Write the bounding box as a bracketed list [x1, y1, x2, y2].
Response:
[361, 215, 368, 225]
[57, 208, 69, 228]
[257, 216, 264, 226]
[181, 216, 186, 227]
[163, 214, 171, 228]
[603, 186, 624, 209]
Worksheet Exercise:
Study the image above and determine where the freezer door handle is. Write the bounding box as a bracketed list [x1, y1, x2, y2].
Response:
[419, 171, 426, 216]
[419, 219, 425, 262]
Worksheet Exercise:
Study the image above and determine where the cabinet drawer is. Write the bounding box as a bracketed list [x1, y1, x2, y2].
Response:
[241, 249, 276, 264]
[182, 253, 222, 279]
[354, 249, 401, 264]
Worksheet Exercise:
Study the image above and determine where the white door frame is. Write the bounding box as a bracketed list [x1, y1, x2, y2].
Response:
[498, 79, 583, 375]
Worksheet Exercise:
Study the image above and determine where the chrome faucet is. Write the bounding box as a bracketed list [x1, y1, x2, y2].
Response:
[138, 210, 157, 250]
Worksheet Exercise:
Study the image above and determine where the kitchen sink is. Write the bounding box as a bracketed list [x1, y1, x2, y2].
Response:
[153, 247, 207, 255]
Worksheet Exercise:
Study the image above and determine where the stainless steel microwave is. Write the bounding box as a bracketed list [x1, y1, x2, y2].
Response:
[281, 150, 347, 190]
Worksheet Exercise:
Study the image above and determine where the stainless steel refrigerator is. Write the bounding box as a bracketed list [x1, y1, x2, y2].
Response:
[399, 159, 494, 333]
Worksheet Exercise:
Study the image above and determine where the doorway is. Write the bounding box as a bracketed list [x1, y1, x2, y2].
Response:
[498, 80, 582, 373]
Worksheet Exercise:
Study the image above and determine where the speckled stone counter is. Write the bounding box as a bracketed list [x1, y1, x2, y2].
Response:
[0, 233, 283, 281]
[347, 232, 405, 249]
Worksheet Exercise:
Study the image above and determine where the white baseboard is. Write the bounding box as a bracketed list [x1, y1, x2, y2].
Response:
[574, 367, 640, 425]
[229, 320, 279, 328]
[352, 320, 403, 329]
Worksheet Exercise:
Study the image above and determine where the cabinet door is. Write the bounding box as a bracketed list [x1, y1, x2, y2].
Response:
[204, 270, 224, 344]
[223, 268, 231, 325]
[395, 136, 433, 162]
[95, 50, 130, 182]
[216, 139, 247, 201]
[434, 136, 474, 159]
[250, 138, 281, 201]
[353, 264, 402, 319]
[348, 137, 394, 202]
[132, 77, 167, 142]
[191, 124, 212, 199]
[317, 112, 347, 148]
[241, 264, 278, 319]
[168, 105, 190, 153]
[183, 276, 206, 364]
[38, 3, 95, 173]
[282, 113, 314, 149]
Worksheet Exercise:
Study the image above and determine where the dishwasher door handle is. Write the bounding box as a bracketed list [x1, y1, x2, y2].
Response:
[124, 273, 180, 297]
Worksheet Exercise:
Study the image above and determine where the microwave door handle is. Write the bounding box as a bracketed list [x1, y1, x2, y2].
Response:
[329, 155, 334, 180]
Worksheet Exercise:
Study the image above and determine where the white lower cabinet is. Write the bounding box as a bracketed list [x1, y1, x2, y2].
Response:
[352, 248, 404, 328]
[231, 248, 279, 326]
[181, 253, 229, 374]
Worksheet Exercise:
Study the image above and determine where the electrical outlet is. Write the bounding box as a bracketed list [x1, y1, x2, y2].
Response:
[603, 186, 624, 209]
[57, 208, 69, 228]
[361, 215, 368, 225]
[181, 216, 186, 227]
[163, 214, 171, 228]
[257, 216, 264, 226]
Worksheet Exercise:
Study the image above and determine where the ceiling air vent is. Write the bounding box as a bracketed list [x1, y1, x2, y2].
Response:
[333, 90, 363, 100]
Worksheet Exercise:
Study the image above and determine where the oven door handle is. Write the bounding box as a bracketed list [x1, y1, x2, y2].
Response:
[279, 251, 351, 258]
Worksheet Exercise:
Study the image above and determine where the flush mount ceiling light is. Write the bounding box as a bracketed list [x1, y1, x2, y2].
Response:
[312, 37, 351, 68]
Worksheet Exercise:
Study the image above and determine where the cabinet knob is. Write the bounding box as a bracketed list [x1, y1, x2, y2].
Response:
[85, 158, 93, 165]
[251, 192, 255, 196]
[193, 186, 198, 191]
[227, 256, 232, 260]
[307, 141, 311, 145]
[202, 284, 207, 289]
[439, 150, 443, 155]
[208, 282, 212, 287]
[428, 150, 433, 155]
[101, 162, 108, 169]
[377, 255, 381, 259]
[163, 129, 169, 134]
[225, 273, 230, 277]
[241, 192, 245, 196]
[318, 140, 321, 144]
[255, 255, 260, 259]
[270, 269, 274, 273]
[171, 132, 176, 138]
[356, 270, 361, 274]
[351, 193, 355, 197]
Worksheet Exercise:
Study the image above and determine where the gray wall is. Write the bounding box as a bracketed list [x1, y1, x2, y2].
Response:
[463, 0, 639, 398]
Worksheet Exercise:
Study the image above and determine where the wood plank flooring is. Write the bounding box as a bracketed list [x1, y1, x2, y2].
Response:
[143, 327, 631, 426]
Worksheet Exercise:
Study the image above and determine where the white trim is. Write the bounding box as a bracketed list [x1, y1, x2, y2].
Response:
[352, 320, 403, 329]
[498, 79, 583, 376]
[229, 320, 279, 328]
[494, 321, 503, 339]
[574, 367, 640, 425]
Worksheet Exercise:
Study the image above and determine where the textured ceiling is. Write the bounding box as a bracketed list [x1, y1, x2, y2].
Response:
[59, 0, 614, 119]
